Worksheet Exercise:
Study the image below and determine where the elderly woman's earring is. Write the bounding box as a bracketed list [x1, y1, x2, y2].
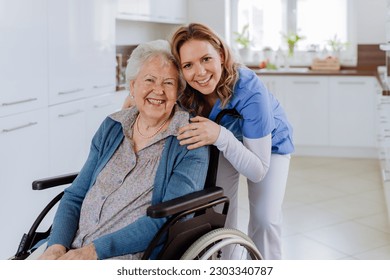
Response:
[129, 94, 134, 99]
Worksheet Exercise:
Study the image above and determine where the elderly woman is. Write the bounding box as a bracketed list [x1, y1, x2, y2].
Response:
[37, 40, 209, 260]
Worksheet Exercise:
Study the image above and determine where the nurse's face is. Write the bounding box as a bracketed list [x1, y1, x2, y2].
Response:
[179, 39, 224, 97]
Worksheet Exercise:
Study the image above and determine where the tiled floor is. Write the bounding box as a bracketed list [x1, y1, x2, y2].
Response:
[237, 156, 390, 259]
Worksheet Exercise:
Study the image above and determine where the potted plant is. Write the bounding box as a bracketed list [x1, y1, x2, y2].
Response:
[326, 34, 348, 58]
[282, 31, 306, 57]
[234, 24, 252, 63]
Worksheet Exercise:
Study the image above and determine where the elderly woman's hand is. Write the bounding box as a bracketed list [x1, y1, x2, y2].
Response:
[38, 244, 67, 260]
[58, 243, 98, 260]
[177, 116, 221, 150]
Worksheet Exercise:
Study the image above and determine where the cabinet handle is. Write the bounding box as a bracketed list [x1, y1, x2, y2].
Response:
[1, 98, 37, 106]
[58, 110, 84, 118]
[58, 88, 84, 95]
[292, 81, 320, 85]
[93, 83, 115, 89]
[2, 122, 38, 133]
[93, 102, 113, 109]
[338, 81, 366, 85]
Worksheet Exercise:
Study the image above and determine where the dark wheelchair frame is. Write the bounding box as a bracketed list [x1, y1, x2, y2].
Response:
[12, 109, 262, 260]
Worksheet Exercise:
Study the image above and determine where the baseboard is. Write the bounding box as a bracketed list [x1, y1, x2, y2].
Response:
[293, 146, 378, 159]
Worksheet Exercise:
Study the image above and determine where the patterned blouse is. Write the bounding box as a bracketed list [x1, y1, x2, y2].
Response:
[71, 106, 188, 259]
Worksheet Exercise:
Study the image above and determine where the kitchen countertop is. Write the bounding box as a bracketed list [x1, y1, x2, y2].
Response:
[251, 66, 390, 96]
[115, 67, 390, 95]
[251, 66, 377, 76]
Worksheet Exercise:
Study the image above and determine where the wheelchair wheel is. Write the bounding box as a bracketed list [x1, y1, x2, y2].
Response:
[180, 228, 263, 260]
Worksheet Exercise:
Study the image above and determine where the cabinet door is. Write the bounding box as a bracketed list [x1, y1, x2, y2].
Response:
[258, 75, 287, 107]
[49, 100, 87, 176]
[117, 0, 187, 24]
[117, 0, 152, 21]
[48, 0, 116, 104]
[48, 0, 88, 105]
[0, 0, 48, 117]
[83, 0, 117, 97]
[284, 76, 329, 146]
[329, 77, 376, 147]
[85, 92, 125, 151]
[377, 95, 390, 174]
[151, 0, 187, 23]
[0, 109, 49, 259]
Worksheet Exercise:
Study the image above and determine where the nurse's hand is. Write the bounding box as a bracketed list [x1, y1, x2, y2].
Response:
[177, 116, 220, 150]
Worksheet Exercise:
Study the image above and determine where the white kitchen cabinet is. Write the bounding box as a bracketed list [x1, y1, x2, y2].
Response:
[258, 74, 378, 157]
[259, 75, 287, 107]
[117, 0, 187, 24]
[47, 0, 87, 105]
[83, 0, 117, 97]
[117, 0, 152, 21]
[85, 91, 127, 151]
[0, 0, 48, 117]
[0, 109, 50, 259]
[284, 76, 329, 146]
[151, 0, 187, 24]
[48, 91, 126, 177]
[377, 94, 390, 177]
[48, 0, 116, 105]
[329, 77, 377, 148]
[48, 100, 88, 176]
[377, 92, 390, 223]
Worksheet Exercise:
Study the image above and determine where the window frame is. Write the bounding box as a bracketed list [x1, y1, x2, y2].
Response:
[230, 0, 357, 66]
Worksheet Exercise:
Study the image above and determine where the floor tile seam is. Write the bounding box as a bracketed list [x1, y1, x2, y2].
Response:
[302, 222, 390, 256]
[352, 218, 390, 236]
[298, 232, 350, 258]
[351, 244, 390, 260]
[288, 219, 352, 235]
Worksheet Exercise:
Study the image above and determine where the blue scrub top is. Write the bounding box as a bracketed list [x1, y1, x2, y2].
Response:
[209, 67, 294, 155]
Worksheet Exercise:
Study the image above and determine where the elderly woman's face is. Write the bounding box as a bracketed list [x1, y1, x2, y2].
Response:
[130, 55, 178, 122]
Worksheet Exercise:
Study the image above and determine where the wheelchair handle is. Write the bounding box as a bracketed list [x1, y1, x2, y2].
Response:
[204, 108, 242, 189]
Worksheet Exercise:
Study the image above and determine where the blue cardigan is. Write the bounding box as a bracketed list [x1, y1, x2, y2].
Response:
[47, 113, 209, 259]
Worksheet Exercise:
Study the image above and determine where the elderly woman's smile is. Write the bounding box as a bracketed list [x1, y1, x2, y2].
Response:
[147, 97, 165, 105]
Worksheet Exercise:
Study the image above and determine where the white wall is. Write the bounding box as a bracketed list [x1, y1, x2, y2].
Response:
[187, 0, 231, 42]
[115, 0, 387, 46]
[116, 20, 181, 45]
[115, 0, 232, 45]
[356, 0, 386, 43]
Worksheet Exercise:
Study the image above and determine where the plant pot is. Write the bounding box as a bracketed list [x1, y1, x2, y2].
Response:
[239, 48, 252, 64]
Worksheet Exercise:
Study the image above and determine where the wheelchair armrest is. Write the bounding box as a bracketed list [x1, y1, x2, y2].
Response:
[147, 186, 224, 219]
[32, 172, 78, 190]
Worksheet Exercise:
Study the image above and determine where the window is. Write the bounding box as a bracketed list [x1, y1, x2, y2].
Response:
[233, 0, 356, 65]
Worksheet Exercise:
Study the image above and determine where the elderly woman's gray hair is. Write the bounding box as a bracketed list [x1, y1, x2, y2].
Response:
[125, 39, 186, 94]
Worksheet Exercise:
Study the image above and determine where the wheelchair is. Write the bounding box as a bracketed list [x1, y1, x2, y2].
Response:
[11, 109, 263, 260]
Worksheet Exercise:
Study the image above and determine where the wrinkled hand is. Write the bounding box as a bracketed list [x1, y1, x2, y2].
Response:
[177, 116, 220, 150]
[38, 244, 66, 260]
[58, 243, 98, 260]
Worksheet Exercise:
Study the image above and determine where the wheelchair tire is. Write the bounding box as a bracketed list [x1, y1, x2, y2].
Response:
[180, 228, 263, 260]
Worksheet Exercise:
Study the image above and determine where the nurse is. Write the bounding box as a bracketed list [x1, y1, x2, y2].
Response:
[171, 23, 294, 259]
